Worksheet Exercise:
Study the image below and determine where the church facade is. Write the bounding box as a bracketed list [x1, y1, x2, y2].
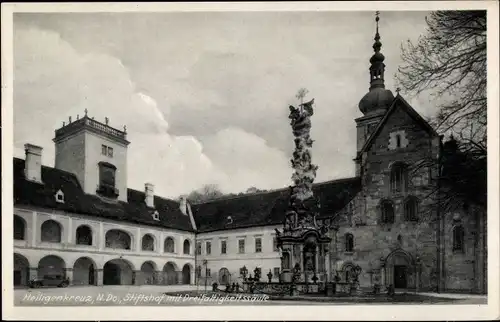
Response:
[13, 17, 487, 294]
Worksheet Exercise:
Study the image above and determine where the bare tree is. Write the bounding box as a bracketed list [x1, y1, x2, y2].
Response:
[397, 11, 486, 156]
[186, 184, 225, 204]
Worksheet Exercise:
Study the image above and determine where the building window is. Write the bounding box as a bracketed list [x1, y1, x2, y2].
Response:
[273, 267, 280, 278]
[395, 134, 402, 148]
[97, 162, 118, 198]
[221, 240, 227, 254]
[381, 200, 395, 224]
[101, 144, 107, 155]
[255, 237, 262, 253]
[141, 234, 155, 251]
[404, 197, 419, 221]
[273, 237, 279, 252]
[345, 233, 354, 252]
[238, 239, 245, 254]
[390, 162, 408, 194]
[196, 266, 202, 278]
[196, 242, 202, 255]
[206, 241, 211, 255]
[41, 220, 62, 243]
[206, 268, 211, 277]
[76, 225, 93, 245]
[453, 225, 465, 252]
[105, 229, 131, 250]
[14, 215, 26, 240]
[164, 237, 175, 253]
[107, 146, 113, 157]
[183, 239, 191, 255]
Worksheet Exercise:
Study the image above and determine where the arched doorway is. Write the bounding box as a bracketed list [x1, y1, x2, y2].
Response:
[38, 255, 66, 278]
[103, 259, 134, 285]
[182, 264, 191, 285]
[141, 261, 156, 285]
[163, 262, 178, 285]
[219, 268, 230, 285]
[14, 253, 30, 287]
[73, 257, 97, 286]
[385, 249, 416, 289]
[14, 215, 26, 240]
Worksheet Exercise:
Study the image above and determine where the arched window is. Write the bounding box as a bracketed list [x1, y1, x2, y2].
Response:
[105, 229, 131, 250]
[183, 239, 191, 255]
[14, 215, 26, 240]
[164, 237, 175, 253]
[404, 197, 418, 222]
[345, 233, 354, 252]
[453, 225, 465, 252]
[41, 220, 62, 243]
[395, 134, 402, 148]
[76, 225, 93, 245]
[142, 234, 155, 251]
[390, 162, 408, 194]
[381, 200, 395, 224]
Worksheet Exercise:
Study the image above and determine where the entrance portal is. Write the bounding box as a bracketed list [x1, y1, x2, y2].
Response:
[103, 259, 134, 285]
[73, 257, 97, 286]
[182, 264, 191, 285]
[394, 265, 407, 288]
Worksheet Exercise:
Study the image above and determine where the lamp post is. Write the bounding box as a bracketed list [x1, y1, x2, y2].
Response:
[203, 259, 208, 292]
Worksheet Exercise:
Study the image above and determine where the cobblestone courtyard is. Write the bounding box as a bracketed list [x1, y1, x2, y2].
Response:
[13, 285, 487, 306]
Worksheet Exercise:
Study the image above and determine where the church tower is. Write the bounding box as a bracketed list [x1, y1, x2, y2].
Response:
[53, 110, 130, 202]
[355, 12, 395, 174]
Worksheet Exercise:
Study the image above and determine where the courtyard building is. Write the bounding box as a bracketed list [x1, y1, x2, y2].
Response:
[13, 15, 486, 294]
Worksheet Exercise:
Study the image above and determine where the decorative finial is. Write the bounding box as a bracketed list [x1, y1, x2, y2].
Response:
[123, 125, 127, 133]
[296, 88, 309, 106]
[77, 114, 79, 120]
[91, 117, 94, 120]
[69, 116, 72, 123]
[63, 121, 66, 126]
[373, 11, 382, 53]
[105, 117, 109, 125]
[396, 87, 401, 95]
[84, 108, 88, 116]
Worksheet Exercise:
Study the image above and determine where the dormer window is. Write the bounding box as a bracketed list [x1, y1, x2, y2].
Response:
[152, 210, 160, 221]
[55, 189, 65, 203]
[96, 162, 119, 198]
[227, 216, 233, 224]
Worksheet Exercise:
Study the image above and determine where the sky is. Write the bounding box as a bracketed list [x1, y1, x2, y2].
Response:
[13, 11, 435, 198]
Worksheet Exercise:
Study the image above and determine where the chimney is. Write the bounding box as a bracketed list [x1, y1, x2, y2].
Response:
[24, 144, 43, 183]
[145, 183, 155, 208]
[179, 196, 188, 216]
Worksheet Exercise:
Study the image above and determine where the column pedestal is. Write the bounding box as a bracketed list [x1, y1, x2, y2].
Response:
[65, 268, 73, 285]
[133, 270, 142, 286]
[177, 271, 183, 285]
[96, 269, 104, 286]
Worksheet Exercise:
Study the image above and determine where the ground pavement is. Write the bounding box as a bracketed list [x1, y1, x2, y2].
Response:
[13, 285, 487, 306]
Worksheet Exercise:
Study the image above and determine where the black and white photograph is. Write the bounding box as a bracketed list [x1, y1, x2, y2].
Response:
[2, 1, 499, 321]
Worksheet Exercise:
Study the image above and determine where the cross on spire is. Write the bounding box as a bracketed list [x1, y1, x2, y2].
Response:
[396, 87, 401, 95]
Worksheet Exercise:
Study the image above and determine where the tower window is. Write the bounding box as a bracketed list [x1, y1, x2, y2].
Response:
[453, 225, 465, 252]
[107, 147, 113, 157]
[404, 197, 419, 221]
[97, 162, 118, 198]
[390, 162, 408, 194]
[101, 145, 107, 155]
[345, 233, 354, 252]
[396, 134, 401, 148]
[381, 200, 395, 224]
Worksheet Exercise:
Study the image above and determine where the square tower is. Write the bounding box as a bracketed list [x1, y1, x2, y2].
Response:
[53, 115, 130, 202]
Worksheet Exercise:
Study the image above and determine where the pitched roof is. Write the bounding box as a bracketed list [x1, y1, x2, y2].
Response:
[357, 94, 439, 158]
[13, 158, 194, 232]
[192, 177, 362, 233]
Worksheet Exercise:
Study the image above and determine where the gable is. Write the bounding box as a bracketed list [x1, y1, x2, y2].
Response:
[358, 95, 438, 157]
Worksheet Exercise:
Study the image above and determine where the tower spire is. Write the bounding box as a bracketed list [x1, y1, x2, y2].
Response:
[369, 11, 385, 89]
